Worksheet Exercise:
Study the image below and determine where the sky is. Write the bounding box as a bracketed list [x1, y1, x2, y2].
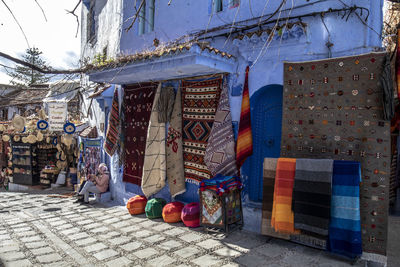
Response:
[0, 0, 81, 84]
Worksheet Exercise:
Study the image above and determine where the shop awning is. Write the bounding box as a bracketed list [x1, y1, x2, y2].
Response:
[43, 81, 80, 103]
[87, 42, 236, 84]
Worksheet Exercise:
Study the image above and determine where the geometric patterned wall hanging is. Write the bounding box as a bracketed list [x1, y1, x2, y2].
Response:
[281, 52, 390, 255]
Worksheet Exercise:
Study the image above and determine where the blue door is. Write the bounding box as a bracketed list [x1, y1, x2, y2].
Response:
[243, 84, 283, 202]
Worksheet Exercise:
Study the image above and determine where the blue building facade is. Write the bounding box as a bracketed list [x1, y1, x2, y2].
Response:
[81, 0, 385, 253]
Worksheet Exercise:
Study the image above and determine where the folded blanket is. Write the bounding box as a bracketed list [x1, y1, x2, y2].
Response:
[271, 158, 298, 234]
[262, 158, 289, 239]
[328, 160, 362, 259]
[293, 159, 333, 236]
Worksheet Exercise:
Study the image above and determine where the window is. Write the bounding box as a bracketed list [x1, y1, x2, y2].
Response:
[86, 2, 96, 43]
[138, 0, 155, 36]
[213, 0, 223, 13]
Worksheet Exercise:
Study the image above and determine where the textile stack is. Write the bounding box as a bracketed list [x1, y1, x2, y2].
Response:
[262, 157, 362, 259]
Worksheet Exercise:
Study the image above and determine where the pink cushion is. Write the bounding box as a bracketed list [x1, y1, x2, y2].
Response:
[181, 202, 200, 228]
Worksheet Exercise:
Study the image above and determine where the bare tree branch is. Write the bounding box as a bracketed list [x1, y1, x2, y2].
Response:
[34, 0, 47, 22]
[66, 0, 82, 38]
[125, 0, 145, 32]
[0, 51, 85, 74]
[1, 0, 30, 47]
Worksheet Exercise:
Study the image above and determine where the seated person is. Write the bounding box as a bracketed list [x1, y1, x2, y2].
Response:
[77, 163, 109, 203]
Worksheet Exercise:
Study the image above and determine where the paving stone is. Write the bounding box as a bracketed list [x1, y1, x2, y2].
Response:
[158, 240, 183, 250]
[138, 220, 159, 228]
[179, 232, 203, 243]
[129, 216, 147, 223]
[0, 230, 7, 235]
[112, 221, 131, 228]
[90, 226, 110, 233]
[237, 253, 270, 267]
[0, 244, 19, 253]
[64, 214, 80, 219]
[93, 249, 119, 261]
[152, 223, 174, 232]
[69, 217, 84, 222]
[15, 230, 37, 237]
[37, 253, 63, 263]
[84, 243, 108, 253]
[221, 263, 240, 267]
[0, 234, 11, 240]
[55, 224, 73, 231]
[174, 246, 200, 259]
[120, 225, 140, 234]
[4, 259, 32, 267]
[48, 220, 67, 227]
[197, 239, 222, 249]
[60, 228, 76, 235]
[0, 251, 25, 261]
[20, 236, 41, 243]
[192, 255, 222, 267]
[214, 247, 243, 257]
[103, 218, 119, 224]
[133, 247, 158, 259]
[143, 234, 165, 244]
[30, 246, 54, 256]
[105, 256, 132, 267]
[41, 262, 71, 267]
[25, 241, 47, 249]
[164, 228, 186, 236]
[78, 218, 95, 225]
[83, 222, 102, 230]
[254, 243, 288, 258]
[68, 232, 89, 241]
[45, 217, 61, 222]
[12, 227, 31, 232]
[75, 237, 97, 246]
[121, 241, 143, 252]
[99, 231, 121, 239]
[109, 236, 131, 246]
[135, 230, 152, 237]
[147, 255, 175, 267]
[10, 223, 29, 228]
[97, 215, 113, 221]
[120, 214, 134, 220]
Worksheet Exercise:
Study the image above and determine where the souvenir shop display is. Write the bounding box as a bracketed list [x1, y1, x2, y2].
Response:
[11, 143, 38, 185]
[199, 175, 243, 233]
[40, 167, 58, 187]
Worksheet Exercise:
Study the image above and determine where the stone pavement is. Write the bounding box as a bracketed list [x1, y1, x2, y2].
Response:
[0, 191, 395, 267]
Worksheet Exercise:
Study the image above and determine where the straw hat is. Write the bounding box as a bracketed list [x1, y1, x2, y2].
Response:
[60, 152, 67, 161]
[2, 135, 10, 142]
[46, 136, 51, 143]
[62, 134, 73, 146]
[38, 109, 47, 120]
[21, 136, 27, 143]
[0, 125, 5, 132]
[37, 131, 43, 142]
[13, 135, 21, 142]
[12, 115, 25, 132]
[27, 134, 37, 144]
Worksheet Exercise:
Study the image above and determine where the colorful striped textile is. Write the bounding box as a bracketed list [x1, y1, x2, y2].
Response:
[328, 160, 362, 259]
[236, 66, 253, 169]
[397, 28, 400, 99]
[204, 77, 238, 177]
[104, 88, 120, 156]
[261, 158, 289, 239]
[182, 76, 222, 184]
[271, 158, 298, 234]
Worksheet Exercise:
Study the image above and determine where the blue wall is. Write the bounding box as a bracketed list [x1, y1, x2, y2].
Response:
[98, 0, 384, 234]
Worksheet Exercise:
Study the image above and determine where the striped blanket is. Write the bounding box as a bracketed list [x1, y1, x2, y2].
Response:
[261, 158, 289, 239]
[104, 88, 120, 156]
[236, 66, 253, 169]
[271, 158, 298, 234]
[292, 159, 333, 248]
[328, 160, 362, 259]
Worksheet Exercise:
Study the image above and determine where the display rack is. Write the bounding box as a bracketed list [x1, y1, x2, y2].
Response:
[12, 143, 39, 185]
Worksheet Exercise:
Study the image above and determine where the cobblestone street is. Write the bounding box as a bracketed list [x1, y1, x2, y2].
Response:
[0, 191, 395, 267]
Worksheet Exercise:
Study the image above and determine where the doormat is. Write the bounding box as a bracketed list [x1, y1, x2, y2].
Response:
[182, 76, 222, 184]
[123, 83, 156, 185]
[280, 52, 390, 255]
